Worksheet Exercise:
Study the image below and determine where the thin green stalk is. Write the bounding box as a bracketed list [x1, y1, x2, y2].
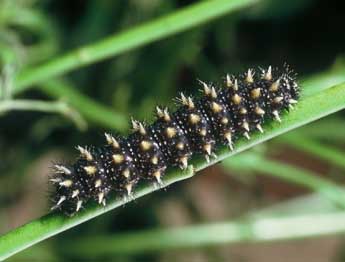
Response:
[251, 188, 342, 218]
[301, 64, 345, 97]
[61, 188, 345, 257]
[255, 161, 344, 200]
[223, 153, 345, 207]
[280, 134, 345, 169]
[12, 0, 258, 94]
[1, 81, 345, 260]
[0, 99, 87, 130]
[61, 211, 345, 256]
[296, 117, 345, 141]
[38, 79, 128, 131]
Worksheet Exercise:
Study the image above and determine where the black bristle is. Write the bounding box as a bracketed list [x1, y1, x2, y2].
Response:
[49, 65, 299, 216]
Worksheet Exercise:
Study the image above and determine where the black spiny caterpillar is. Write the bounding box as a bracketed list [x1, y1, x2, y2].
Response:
[50, 66, 299, 215]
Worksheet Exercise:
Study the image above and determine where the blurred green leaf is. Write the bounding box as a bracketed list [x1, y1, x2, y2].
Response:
[38, 79, 128, 131]
[0, 99, 87, 131]
[223, 152, 345, 206]
[247, 0, 315, 19]
[301, 64, 345, 97]
[11, 0, 259, 95]
[62, 195, 345, 257]
[296, 117, 345, 141]
[279, 133, 345, 169]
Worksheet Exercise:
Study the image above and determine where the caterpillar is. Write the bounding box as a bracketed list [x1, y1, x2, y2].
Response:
[50, 65, 299, 215]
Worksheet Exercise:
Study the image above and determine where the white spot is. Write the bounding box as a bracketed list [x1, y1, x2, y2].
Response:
[179, 156, 188, 169]
[226, 74, 233, 88]
[246, 69, 254, 83]
[59, 180, 73, 187]
[205, 154, 210, 163]
[104, 133, 119, 148]
[54, 165, 71, 175]
[274, 96, 284, 103]
[76, 146, 93, 161]
[244, 132, 251, 140]
[233, 79, 239, 91]
[256, 124, 264, 133]
[273, 110, 281, 122]
[199, 80, 211, 95]
[242, 121, 250, 132]
[72, 190, 79, 198]
[126, 183, 133, 196]
[203, 143, 212, 156]
[98, 192, 104, 204]
[76, 200, 83, 212]
[255, 107, 265, 116]
[57, 196, 66, 205]
[50, 178, 61, 183]
[270, 79, 280, 92]
[211, 87, 217, 98]
[224, 132, 233, 151]
[263, 66, 272, 80]
[156, 106, 163, 117]
[95, 179, 102, 188]
[180, 93, 188, 105]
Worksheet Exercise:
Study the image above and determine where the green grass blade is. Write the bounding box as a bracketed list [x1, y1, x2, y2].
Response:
[224, 154, 345, 206]
[58, 190, 345, 257]
[299, 117, 345, 141]
[0, 81, 345, 260]
[12, 0, 258, 94]
[301, 63, 345, 97]
[251, 189, 341, 218]
[38, 79, 128, 131]
[61, 212, 345, 256]
[0, 99, 87, 131]
[280, 134, 345, 169]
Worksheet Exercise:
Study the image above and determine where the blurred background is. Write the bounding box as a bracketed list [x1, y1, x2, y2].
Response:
[1, 0, 345, 261]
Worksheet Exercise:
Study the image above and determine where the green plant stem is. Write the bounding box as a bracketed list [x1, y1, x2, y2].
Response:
[12, 0, 258, 94]
[0, 99, 87, 130]
[1, 82, 345, 260]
